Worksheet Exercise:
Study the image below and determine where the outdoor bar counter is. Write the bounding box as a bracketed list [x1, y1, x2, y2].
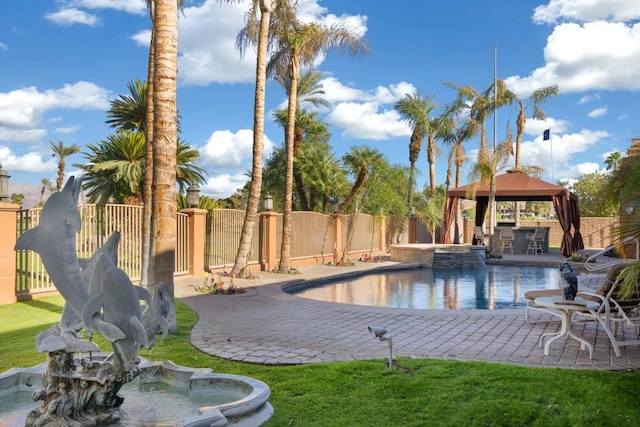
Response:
[495, 226, 550, 254]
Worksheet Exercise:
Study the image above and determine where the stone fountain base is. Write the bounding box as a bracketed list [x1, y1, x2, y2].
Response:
[0, 353, 273, 426]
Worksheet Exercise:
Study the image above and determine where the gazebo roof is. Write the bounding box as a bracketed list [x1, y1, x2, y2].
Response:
[447, 171, 576, 202]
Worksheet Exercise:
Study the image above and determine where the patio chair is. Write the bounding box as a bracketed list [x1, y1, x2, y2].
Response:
[526, 228, 546, 255]
[500, 227, 514, 254]
[525, 263, 640, 356]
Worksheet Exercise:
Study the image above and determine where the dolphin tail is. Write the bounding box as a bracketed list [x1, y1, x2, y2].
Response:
[130, 316, 150, 348]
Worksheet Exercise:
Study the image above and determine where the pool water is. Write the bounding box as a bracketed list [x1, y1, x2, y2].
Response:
[290, 265, 565, 310]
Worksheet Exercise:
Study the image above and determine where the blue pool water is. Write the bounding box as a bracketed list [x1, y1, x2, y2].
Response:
[290, 265, 565, 310]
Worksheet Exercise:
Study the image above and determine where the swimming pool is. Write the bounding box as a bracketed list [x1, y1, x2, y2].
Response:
[289, 265, 564, 310]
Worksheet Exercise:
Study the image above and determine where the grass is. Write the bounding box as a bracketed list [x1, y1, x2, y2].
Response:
[2, 297, 640, 426]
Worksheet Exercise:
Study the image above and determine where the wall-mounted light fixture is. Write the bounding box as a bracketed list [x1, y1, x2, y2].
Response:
[625, 206, 635, 215]
[186, 183, 201, 208]
[409, 206, 416, 217]
[0, 162, 10, 203]
[263, 192, 273, 211]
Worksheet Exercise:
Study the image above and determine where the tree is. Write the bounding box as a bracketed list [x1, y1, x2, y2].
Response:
[268, 11, 369, 273]
[571, 172, 618, 217]
[339, 146, 384, 214]
[511, 84, 558, 169]
[10, 193, 24, 207]
[273, 69, 330, 210]
[39, 178, 55, 204]
[468, 138, 514, 253]
[605, 151, 623, 172]
[148, 0, 179, 332]
[394, 91, 436, 208]
[75, 132, 204, 204]
[49, 141, 80, 191]
[415, 185, 447, 243]
[230, 0, 277, 277]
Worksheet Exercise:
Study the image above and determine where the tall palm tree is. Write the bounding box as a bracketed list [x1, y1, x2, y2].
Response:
[339, 146, 384, 214]
[230, 0, 278, 277]
[269, 13, 369, 273]
[75, 132, 205, 204]
[297, 142, 346, 212]
[468, 136, 514, 252]
[39, 178, 55, 205]
[444, 82, 492, 163]
[273, 69, 330, 210]
[147, 0, 179, 332]
[394, 91, 436, 208]
[508, 83, 558, 169]
[49, 141, 80, 191]
[606, 151, 623, 172]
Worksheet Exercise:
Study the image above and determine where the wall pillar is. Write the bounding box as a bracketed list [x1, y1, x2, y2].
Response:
[0, 203, 20, 305]
[378, 216, 387, 254]
[408, 217, 417, 243]
[260, 212, 279, 271]
[332, 215, 342, 263]
[182, 208, 207, 276]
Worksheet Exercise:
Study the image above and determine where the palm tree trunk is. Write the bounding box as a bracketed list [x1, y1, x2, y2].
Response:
[141, 16, 155, 288]
[150, 0, 178, 332]
[230, 0, 271, 276]
[427, 133, 436, 193]
[407, 162, 415, 208]
[278, 53, 300, 273]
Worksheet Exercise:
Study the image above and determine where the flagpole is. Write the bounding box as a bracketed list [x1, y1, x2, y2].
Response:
[549, 130, 554, 182]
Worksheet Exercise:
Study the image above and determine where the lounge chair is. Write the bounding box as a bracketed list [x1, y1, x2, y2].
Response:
[473, 226, 486, 245]
[525, 264, 640, 357]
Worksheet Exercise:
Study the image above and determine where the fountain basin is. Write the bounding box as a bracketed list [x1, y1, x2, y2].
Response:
[0, 354, 273, 426]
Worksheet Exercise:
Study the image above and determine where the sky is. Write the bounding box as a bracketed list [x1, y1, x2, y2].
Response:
[1, 0, 640, 204]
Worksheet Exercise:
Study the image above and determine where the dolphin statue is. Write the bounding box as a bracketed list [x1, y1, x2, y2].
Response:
[82, 259, 152, 372]
[15, 176, 88, 322]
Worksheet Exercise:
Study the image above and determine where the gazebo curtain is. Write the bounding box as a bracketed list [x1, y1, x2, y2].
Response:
[441, 196, 459, 244]
[571, 199, 584, 251]
[553, 194, 575, 256]
[475, 199, 488, 227]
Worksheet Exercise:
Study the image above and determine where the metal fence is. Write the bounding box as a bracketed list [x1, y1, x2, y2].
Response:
[15, 204, 189, 295]
[204, 209, 259, 270]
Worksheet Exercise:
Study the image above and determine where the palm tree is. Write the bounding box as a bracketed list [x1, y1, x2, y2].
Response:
[75, 132, 205, 204]
[605, 151, 623, 172]
[39, 178, 55, 205]
[148, 0, 179, 332]
[444, 82, 492, 163]
[49, 141, 80, 191]
[269, 13, 369, 273]
[468, 136, 514, 253]
[394, 91, 436, 208]
[510, 84, 558, 169]
[273, 69, 330, 210]
[230, 0, 278, 277]
[339, 146, 384, 214]
[297, 142, 346, 212]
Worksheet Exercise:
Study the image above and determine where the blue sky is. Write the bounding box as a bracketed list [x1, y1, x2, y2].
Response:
[2, 0, 639, 203]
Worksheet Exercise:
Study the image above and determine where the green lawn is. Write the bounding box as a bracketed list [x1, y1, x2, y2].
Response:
[2, 296, 640, 426]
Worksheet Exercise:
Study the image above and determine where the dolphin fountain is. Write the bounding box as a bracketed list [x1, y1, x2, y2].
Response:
[10, 177, 272, 426]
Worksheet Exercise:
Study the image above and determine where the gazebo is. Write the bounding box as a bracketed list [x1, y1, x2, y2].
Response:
[442, 171, 584, 256]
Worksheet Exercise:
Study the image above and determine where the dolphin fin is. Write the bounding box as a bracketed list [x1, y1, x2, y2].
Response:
[136, 286, 152, 306]
[82, 291, 104, 329]
[15, 227, 39, 251]
[91, 314, 126, 342]
[130, 316, 150, 348]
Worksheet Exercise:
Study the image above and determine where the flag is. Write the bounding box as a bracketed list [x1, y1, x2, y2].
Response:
[543, 129, 550, 141]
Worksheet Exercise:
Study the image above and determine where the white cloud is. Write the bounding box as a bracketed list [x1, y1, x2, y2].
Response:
[199, 129, 275, 169]
[54, 125, 81, 134]
[587, 106, 608, 117]
[0, 146, 57, 173]
[525, 117, 569, 136]
[505, 21, 640, 96]
[518, 128, 609, 180]
[68, 0, 145, 15]
[45, 8, 99, 26]
[327, 102, 408, 140]
[0, 82, 110, 128]
[203, 173, 249, 199]
[533, 0, 640, 24]
[0, 42, 7, 51]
